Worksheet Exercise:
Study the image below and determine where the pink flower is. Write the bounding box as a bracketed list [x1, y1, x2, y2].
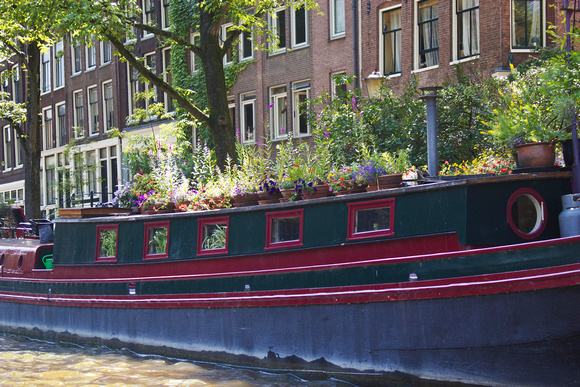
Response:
[351, 97, 357, 112]
[268, 103, 274, 108]
[324, 131, 329, 138]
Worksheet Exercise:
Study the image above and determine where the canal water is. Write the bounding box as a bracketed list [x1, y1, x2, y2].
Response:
[0, 333, 356, 386]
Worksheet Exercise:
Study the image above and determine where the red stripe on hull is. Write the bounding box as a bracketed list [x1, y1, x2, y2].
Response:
[2, 263, 579, 308]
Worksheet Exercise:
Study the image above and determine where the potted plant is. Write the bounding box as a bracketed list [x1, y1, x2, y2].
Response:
[486, 66, 568, 168]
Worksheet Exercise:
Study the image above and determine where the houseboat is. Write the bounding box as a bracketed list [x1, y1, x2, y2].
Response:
[0, 172, 579, 386]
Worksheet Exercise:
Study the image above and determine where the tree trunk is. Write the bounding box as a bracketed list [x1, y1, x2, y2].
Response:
[24, 42, 42, 220]
[199, 9, 237, 171]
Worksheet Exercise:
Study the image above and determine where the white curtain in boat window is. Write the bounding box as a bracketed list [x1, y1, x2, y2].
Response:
[418, 0, 439, 68]
[457, 0, 479, 58]
[382, 7, 401, 75]
[512, 0, 542, 48]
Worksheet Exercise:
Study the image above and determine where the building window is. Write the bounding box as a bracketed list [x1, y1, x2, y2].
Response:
[86, 39, 96, 69]
[101, 40, 112, 64]
[417, 0, 439, 69]
[291, 6, 308, 48]
[56, 103, 66, 147]
[45, 155, 56, 205]
[381, 7, 402, 76]
[228, 98, 236, 138]
[456, 0, 479, 59]
[144, 54, 157, 117]
[240, 93, 256, 144]
[512, 0, 543, 49]
[270, 8, 286, 53]
[162, 49, 175, 113]
[347, 198, 395, 240]
[128, 65, 141, 114]
[162, 0, 170, 29]
[96, 224, 118, 263]
[103, 82, 114, 131]
[330, 0, 345, 39]
[220, 23, 234, 65]
[3, 126, 12, 170]
[88, 86, 99, 136]
[240, 30, 254, 60]
[270, 85, 287, 140]
[54, 41, 65, 89]
[144, 221, 170, 260]
[43, 108, 55, 150]
[11, 65, 20, 103]
[14, 132, 23, 167]
[265, 209, 304, 250]
[72, 42, 82, 74]
[143, 0, 155, 29]
[87, 150, 97, 195]
[293, 81, 310, 136]
[197, 216, 229, 256]
[191, 34, 201, 73]
[73, 90, 85, 138]
[41, 49, 51, 94]
[331, 72, 348, 101]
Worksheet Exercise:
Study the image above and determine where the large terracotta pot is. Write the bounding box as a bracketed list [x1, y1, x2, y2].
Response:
[366, 174, 403, 191]
[515, 142, 555, 168]
[302, 184, 332, 200]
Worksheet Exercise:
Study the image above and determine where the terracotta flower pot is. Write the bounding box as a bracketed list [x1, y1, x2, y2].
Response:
[366, 174, 403, 191]
[302, 184, 332, 200]
[232, 193, 259, 207]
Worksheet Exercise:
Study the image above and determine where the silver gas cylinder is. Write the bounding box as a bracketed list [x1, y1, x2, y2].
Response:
[559, 194, 580, 237]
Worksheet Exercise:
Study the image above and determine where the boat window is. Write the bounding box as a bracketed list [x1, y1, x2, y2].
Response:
[197, 216, 229, 256]
[347, 198, 395, 240]
[96, 224, 118, 263]
[265, 209, 304, 250]
[17, 255, 23, 269]
[143, 221, 170, 260]
[0, 254, 4, 266]
[507, 188, 546, 240]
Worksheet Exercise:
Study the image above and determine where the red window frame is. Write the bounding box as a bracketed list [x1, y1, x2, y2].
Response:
[197, 216, 229, 256]
[143, 221, 170, 260]
[265, 209, 304, 250]
[347, 198, 395, 241]
[506, 187, 547, 240]
[95, 224, 118, 263]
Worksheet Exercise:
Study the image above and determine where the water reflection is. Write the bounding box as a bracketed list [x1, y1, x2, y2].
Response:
[0, 334, 351, 386]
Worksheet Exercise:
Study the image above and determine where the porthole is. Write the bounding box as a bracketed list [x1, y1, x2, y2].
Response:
[507, 188, 547, 240]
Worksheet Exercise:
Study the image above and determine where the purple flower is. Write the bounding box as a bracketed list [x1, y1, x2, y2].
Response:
[351, 97, 357, 112]
[236, 128, 240, 137]
[268, 103, 274, 108]
[324, 130, 329, 138]
[281, 126, 285, 134]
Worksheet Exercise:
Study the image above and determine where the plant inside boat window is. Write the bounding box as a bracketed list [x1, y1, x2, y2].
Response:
[143, 221, 170, 260]
[96, 224, 118, 262]
[197, 216, 229, 256]
[347, 198, 395, 240]
[265, 209, 304, 250]
[507, 188, 547, 240]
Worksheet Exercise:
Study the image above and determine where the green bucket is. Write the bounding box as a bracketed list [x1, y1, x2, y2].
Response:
[42, 254, 53, 270]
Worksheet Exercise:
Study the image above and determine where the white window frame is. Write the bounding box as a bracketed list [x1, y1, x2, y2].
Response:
[40, 48, 51, 94]
[42, 106, 55, 151]
[331, 72, 347, 100]
[291, 6, 309, 49]
[414, 0, 440, 71]
[270, 85, 288, 140]
[162, 0, 171, 30]
[240, 93, 256, 144]
[452, 0, 480, 62]
[511, 0, 545, 52]
[191, 34, 200, 73]
[102, 81, 114, 131]
[88, 85, 99, 136]
[14, 130, 23, 168]
[330, 0, 345, 39]
[220, 23, 234, 66]
[269, 7, 287, 54]
[292, 80, 310, 137]
[11, 64, 20, 103]
[127, 63, 141, 115]
[162, 48, 174, 113]
[71, 41, 82, 75]
[86, 38, 97, 70]
[3, 125, 13, 171]
[144, 53, 158, 118]
[54, 40, 65, 90]
[73, 89, 85, 138]
[239, 30, 254, 61]
[380, 5, 402, 76]
[101, 40, 112, 65]
[55, 102, 66, 147]
[143, 0, 155, 38]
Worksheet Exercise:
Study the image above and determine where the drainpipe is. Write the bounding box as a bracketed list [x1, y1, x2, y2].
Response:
[420, 86, 442, 177]
[352, 0, 359, 89]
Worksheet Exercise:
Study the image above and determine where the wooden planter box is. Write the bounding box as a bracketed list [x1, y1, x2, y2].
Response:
[59, 207, 132, 219]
